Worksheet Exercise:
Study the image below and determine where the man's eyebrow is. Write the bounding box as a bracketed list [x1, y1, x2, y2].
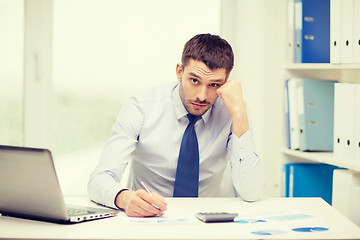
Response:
[209, 79, 226, 83]
[189, 72, 225, 82]
[189, 72, 201, 79]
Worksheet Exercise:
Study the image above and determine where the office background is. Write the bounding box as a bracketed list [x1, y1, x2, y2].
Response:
[0, 0, 329, 200]
[0, 0, 291, 198]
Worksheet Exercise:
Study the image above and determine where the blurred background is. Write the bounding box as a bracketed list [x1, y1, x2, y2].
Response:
[0, 0, 285, 198]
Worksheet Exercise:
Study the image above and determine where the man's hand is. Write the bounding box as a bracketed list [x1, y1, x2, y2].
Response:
[217, 80, 249, 137]
[115, 189, 167, 217]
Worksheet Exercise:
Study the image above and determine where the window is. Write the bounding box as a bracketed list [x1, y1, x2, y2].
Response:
[0, 0, 24, 146]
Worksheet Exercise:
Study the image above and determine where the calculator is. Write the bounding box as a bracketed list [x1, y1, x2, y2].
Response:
[195, 212, 238, 223]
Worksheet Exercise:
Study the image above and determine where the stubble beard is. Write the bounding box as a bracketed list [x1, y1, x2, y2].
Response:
[179, 83, 212, 116]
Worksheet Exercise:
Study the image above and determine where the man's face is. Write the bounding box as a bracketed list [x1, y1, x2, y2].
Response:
[176, 59, 227, 116]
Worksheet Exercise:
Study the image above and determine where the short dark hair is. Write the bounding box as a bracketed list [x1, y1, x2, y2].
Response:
[181, 33, 234, 76]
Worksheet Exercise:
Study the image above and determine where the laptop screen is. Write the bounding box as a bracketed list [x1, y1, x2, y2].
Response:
[0, 145, 71, 221]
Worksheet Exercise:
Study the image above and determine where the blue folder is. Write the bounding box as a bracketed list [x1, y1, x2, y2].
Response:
[283, 163, 339, 205]
[294, 0, 330, 63]
[296, 79, 336, 151]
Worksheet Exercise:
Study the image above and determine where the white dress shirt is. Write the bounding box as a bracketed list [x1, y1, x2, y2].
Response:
[88, 82, 264, 209]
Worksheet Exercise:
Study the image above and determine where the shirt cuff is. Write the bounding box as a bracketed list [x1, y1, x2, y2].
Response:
[227, 129, 257, 162]
[106, 184, 129, 209]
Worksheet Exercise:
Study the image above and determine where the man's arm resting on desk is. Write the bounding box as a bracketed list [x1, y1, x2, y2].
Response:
[217, 80, 264, 201]
[88, 97, 144, 209]
[115, 189, 167, 217]
[228, 131, 264, 201]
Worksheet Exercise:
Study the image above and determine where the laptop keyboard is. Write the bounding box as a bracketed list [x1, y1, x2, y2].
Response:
[67, 208, 95, 216]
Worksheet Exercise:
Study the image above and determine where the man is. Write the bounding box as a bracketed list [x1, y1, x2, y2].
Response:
[88, 33, 264, 217]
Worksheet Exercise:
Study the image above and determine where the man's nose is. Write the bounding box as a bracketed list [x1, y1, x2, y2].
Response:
[196, 86, 207, 102]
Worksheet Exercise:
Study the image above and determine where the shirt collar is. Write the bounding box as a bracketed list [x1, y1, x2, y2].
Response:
[172, 83, 212, 124]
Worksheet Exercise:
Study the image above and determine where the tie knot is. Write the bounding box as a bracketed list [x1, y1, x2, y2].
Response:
[187, 114, 201, 125]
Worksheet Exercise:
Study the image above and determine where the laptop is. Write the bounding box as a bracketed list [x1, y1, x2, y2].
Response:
[0, 145, 120, 223]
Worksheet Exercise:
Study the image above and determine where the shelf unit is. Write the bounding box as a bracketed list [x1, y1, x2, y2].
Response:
[283, 2, 360, 181]
[285, 63, 360, 70]
[281, 0, 360, 225]
[283, 64, 360, 172]
[285, 64, 360, 83]
[282, 148, 360, 173]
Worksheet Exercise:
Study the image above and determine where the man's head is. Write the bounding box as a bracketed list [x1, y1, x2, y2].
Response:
[181, 33, 234, 77]
[177, 34, 234, 116]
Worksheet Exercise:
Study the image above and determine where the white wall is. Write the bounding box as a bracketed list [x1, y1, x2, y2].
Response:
[53, 0, 221, 100]
[222, 0, 286, 197]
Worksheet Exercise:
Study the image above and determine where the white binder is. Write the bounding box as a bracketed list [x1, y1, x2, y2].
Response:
[340, 0, 354, 63]
[333, 83, 356, 165]
[330, 0, 341, 63]
[332, 169, 360, 226]
[355, 84, 360, 167]
[353, 0, 360, 63]
[288, 79, 300, 150]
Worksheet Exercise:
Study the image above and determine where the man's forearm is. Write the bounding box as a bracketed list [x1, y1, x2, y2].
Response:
[231, 110, 249, 138]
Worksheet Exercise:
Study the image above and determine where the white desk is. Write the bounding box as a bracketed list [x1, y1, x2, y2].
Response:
[0, 197, 359, 239]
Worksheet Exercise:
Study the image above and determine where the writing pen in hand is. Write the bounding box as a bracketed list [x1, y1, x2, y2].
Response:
[140, 181, 161, 210]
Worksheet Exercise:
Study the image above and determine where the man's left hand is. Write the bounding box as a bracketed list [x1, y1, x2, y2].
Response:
[217, 80, 249, 137]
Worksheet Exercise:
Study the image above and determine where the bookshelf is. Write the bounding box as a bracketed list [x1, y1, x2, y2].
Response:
[278, 0, 360, 225]
[283, 0, 360, 187]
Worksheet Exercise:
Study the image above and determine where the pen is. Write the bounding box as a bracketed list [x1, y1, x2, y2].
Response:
[140, 181, 161, 210]
[140, 181, 153, 196]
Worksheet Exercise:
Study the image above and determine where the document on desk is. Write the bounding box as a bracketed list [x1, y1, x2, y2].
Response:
[119, 203, 344, 238]
[234, 210, 344, 237]
[119, 202, 198, 224]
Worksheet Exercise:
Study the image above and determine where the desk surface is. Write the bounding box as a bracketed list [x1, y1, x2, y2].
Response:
[0, 197, 359, 240]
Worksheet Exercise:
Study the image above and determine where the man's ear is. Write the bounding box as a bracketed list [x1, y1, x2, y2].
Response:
[176, 63, 183, 82]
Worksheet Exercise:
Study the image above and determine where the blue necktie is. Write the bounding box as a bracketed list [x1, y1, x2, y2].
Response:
[173, 114, 202, 197]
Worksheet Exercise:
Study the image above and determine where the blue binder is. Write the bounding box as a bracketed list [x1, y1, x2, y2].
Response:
[296, 79, 336, 151]
[294, 0, 330, 63]
[283, 163, 339, 205]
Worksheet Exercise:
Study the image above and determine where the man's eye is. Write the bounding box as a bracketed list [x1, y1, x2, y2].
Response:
[191, 78, 199, 84]
[210, 83, 219, 88]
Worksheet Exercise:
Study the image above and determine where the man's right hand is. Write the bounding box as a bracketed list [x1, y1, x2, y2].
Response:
[115, 189, 167, 217]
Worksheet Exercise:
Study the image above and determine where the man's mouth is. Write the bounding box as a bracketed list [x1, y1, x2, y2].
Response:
[192, 102, 207, 110]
